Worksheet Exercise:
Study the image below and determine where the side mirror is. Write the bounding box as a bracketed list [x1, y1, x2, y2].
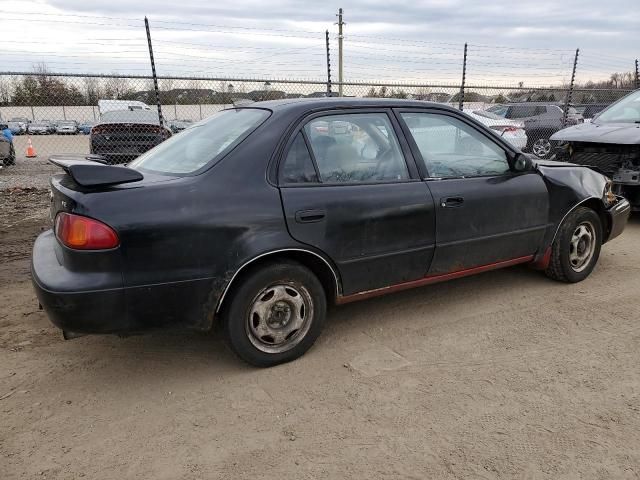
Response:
[513, 153, 533, 172]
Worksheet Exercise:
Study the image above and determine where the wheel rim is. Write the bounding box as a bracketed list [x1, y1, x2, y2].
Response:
[532, 138, 551, 157]
[569, 221, 596, 272]
[246, 283, 314, 354]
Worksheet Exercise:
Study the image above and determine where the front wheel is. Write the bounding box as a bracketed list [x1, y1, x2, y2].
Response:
[546, 206, 602, 283]
[222, 260, 327, 367]
[532, 137, 553, 159]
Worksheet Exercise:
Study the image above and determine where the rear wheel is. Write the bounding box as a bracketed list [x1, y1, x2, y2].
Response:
[545, 207, 602, 282]
[222, 260, 327, 367]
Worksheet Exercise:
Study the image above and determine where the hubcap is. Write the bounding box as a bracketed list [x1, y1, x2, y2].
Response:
[569, 221, 596, 272]
[246, 284, 313, 354]
[532, 138, 552, 157]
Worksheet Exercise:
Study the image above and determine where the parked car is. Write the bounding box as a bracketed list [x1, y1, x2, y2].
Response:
[484, 103, 583, 158]
[0, 123, 16, 166]
[55, 120, 79, 135]
[78, 121, 96, 135]
[169, 119, 193, 134]
[27, 122, 53, 135]
[523, 106, 583, 158]
[552, 89, 640, 210]
[466, 110, 528, 150]
[90, 110, 171, 164]
[38, 120, 57, 134]
[32, 98, 630, 367]
[7, 121, 26, 135]
[9, 117, 30, 129]
[574, 103, 609, 121]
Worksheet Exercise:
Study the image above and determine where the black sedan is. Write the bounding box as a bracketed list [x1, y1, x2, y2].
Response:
[32, 98, 630, 367]
[90, 110, 171, 164]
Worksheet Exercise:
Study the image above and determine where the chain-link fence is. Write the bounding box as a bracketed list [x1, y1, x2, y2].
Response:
[0, 72, 635, 164]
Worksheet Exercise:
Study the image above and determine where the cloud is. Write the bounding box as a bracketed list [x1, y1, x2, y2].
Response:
[1, 0, 637, 84]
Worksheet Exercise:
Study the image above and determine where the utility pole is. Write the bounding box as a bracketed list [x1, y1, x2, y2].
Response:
[325, 30, 332, 96]
[144, 17, 164, 128]
[337, 8, 344, 97]
[562, 48, 579, 128]
[458, 43, 467, 111]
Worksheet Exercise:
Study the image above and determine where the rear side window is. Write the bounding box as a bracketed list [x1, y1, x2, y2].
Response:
[302, 113, 409, 183]
[508, 106, 537, 118]
[280, 133, 319, 184]
[129, 108, 270, 175]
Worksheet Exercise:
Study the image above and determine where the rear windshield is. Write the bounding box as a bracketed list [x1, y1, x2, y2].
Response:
[596, 91, 640, 124]
[129, 108, 270, 175]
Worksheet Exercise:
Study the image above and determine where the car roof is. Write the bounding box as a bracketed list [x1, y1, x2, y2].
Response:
[238, 97, 459, 113]
[500, 102, 563, 106]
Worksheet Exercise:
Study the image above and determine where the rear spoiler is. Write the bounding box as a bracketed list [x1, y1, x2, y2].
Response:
[49, 155, 143, 187]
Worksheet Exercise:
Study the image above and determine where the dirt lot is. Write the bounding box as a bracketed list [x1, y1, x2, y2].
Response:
[1, 158, 640, 479]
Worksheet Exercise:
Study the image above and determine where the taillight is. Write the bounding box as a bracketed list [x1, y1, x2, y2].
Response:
[490, 126, 521, 135]
[55, 212, 119, 250]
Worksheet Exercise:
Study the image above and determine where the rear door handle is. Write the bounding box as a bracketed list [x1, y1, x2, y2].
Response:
[295, 209, 326, 223]
[440, 196, 464, 208]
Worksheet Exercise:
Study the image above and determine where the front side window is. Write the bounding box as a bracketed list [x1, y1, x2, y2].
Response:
[400, 112, 510, 178]
[129, 108, 270, 175]
[303, 113, 409, 183]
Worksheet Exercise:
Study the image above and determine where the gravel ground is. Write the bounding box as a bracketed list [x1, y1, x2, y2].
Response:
[0, 135, 88, 190]
[1, 161, 640, 479]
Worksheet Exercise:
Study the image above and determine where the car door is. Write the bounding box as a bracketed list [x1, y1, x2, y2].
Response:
[278, 110, 436, 295]
[396, 109, 550, 275]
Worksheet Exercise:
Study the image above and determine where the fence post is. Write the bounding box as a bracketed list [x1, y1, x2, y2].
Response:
[325, 30, 332, 97]
[144, 17, 164, 128]
[62, 104, 66, 120]
[458, 43, 467, 111]
[336, 8, 344, 97]
[30, 105, 35, 121]
[199, 103, 202, 120]
[562, 48, 579, 128]
[635, 59, 639, 90]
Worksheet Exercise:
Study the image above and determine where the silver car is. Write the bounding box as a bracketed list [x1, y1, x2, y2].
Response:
[56, 121, 78, 135]
[28, 122, 51, 135]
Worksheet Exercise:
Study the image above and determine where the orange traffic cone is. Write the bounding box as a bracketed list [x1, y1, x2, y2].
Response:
[26, 137, 37, 158]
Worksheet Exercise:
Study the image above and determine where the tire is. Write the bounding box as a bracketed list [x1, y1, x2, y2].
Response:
[545, 206, 602, 283]
[222, 260, 327, 367]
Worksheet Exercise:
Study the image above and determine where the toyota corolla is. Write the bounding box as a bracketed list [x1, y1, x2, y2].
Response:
[32, 98, 630, 367]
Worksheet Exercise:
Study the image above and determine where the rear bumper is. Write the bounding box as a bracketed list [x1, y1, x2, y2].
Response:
[31, 230, 129, 333]
[31, 230, 219, 335]
[605, 197, 631, 243]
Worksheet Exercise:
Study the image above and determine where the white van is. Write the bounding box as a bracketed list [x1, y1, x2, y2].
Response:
[98, 100, 151, 115]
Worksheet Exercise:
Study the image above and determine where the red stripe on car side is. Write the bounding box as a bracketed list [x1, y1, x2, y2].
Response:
[335, 255, 535, 305]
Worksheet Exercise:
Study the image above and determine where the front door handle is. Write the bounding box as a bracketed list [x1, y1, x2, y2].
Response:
[440, 196, 464, 208]
[295, 209, 326, 223]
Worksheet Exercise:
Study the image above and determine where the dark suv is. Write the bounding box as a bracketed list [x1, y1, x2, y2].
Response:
[485, 103, 583, 158]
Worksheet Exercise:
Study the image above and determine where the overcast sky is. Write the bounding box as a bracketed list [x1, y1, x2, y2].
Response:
[1, 0, 638, 86]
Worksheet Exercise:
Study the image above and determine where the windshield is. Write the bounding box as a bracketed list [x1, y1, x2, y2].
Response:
[596, 91, 640, 123]
[129, 108, 270, 175]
